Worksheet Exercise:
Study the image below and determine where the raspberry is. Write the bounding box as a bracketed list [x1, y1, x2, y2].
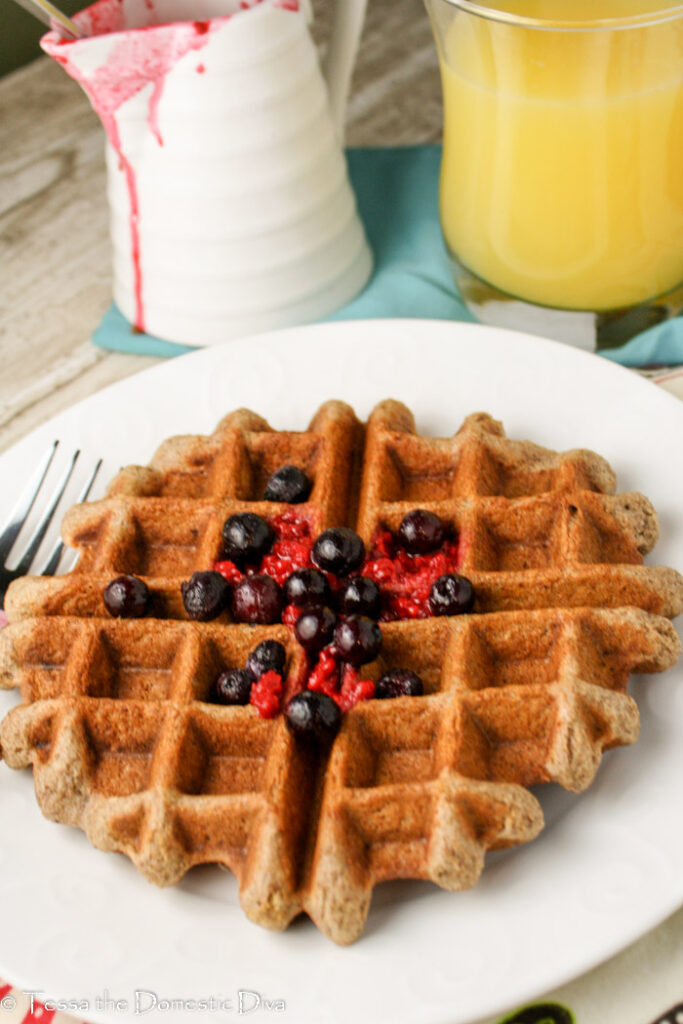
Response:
[362, 557, 395, 584]
[307, 648, 341, 698]
[269, 511, 312, 541]
[282, 604, 302, 628]
[390, 596, 428, 619]
[337, 666, 375, 712]
[260, 539, 312, 584]
[371, 530, 395, 559]
[250, 670, 283, 719]
[213, 559, 244, 585]
[256, 513, 313, 584]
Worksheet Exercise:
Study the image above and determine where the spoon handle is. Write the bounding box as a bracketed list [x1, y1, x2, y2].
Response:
[10, 0, 83, 39]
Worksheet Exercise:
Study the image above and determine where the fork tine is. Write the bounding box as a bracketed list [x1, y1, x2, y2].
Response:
[13, 450, 80, 577]
[41, 457, 103, 576]
[0, 440, 59, 564]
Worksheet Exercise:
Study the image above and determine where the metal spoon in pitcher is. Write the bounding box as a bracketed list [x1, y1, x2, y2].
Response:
[10, 0, 84, 40]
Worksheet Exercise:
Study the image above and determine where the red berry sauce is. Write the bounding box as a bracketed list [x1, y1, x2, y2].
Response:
[307, 647, 340, 698]
[282, 603, 302, 628]
[212, 513, 464, 719]
[338, 666, 376, 713]
[250, 669, 283, 719]
[307, 648, 375, 712]
[362, 529, 464, 621]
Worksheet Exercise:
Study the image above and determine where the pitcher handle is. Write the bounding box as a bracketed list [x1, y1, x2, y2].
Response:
[321, 0, 368, 145]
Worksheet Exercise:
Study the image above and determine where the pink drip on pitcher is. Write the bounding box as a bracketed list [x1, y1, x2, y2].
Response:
[41, 0, 301, 334]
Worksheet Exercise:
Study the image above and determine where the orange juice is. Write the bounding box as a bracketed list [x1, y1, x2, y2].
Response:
[438, 0, 683, 311]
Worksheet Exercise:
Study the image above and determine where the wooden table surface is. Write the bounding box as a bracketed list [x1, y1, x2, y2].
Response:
[0, 0, 439, 455]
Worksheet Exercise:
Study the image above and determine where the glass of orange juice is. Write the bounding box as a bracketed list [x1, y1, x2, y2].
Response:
[423, 0, 683, 350]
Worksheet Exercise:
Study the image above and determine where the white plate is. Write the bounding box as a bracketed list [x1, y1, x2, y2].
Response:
[0, 320, 682, 1024]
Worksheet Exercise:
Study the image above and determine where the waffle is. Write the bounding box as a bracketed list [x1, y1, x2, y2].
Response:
[1, 400, 681, 945]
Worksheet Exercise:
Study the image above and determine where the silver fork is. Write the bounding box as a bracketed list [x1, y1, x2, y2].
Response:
[0, 442, 102, 608]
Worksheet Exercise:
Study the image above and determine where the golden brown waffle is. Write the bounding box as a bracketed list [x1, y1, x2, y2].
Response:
[1, 399, 682, 945]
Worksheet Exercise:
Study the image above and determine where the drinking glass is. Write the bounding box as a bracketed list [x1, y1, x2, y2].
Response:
[423, 0, 683, 350]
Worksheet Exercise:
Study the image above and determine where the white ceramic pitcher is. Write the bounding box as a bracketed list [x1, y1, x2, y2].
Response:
[42, 0, 372, 346]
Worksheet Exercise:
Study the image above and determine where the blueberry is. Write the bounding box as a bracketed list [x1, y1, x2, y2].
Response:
[285, 691, 341, 746]
[284, 568, 330, 608]
[231, 575, 283, 624]
[181, 571, 230, 621]
[312, 528, 365, 577]
[397, 509, 446, 555]
[212, 668, 253, 705]
[222, 513, 274, 566]
[334, 614, 382, 666]
[376, 669, 424, 699]
[263, 465, 312, 504]
[294, 606, 336, 654]
[103, 574, 150, 618]
[428, 574, 475, 616]
[246, 639, 287, 680]
[337, 576, 381, 619]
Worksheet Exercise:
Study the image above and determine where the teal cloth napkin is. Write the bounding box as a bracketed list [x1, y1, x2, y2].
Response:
[92, 145, 682, 366]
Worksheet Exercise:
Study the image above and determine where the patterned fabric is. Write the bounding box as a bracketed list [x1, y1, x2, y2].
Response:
[499, 1007, 574, 1024]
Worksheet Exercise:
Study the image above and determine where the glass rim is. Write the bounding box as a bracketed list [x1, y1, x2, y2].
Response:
[438, 0, 683, 31]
